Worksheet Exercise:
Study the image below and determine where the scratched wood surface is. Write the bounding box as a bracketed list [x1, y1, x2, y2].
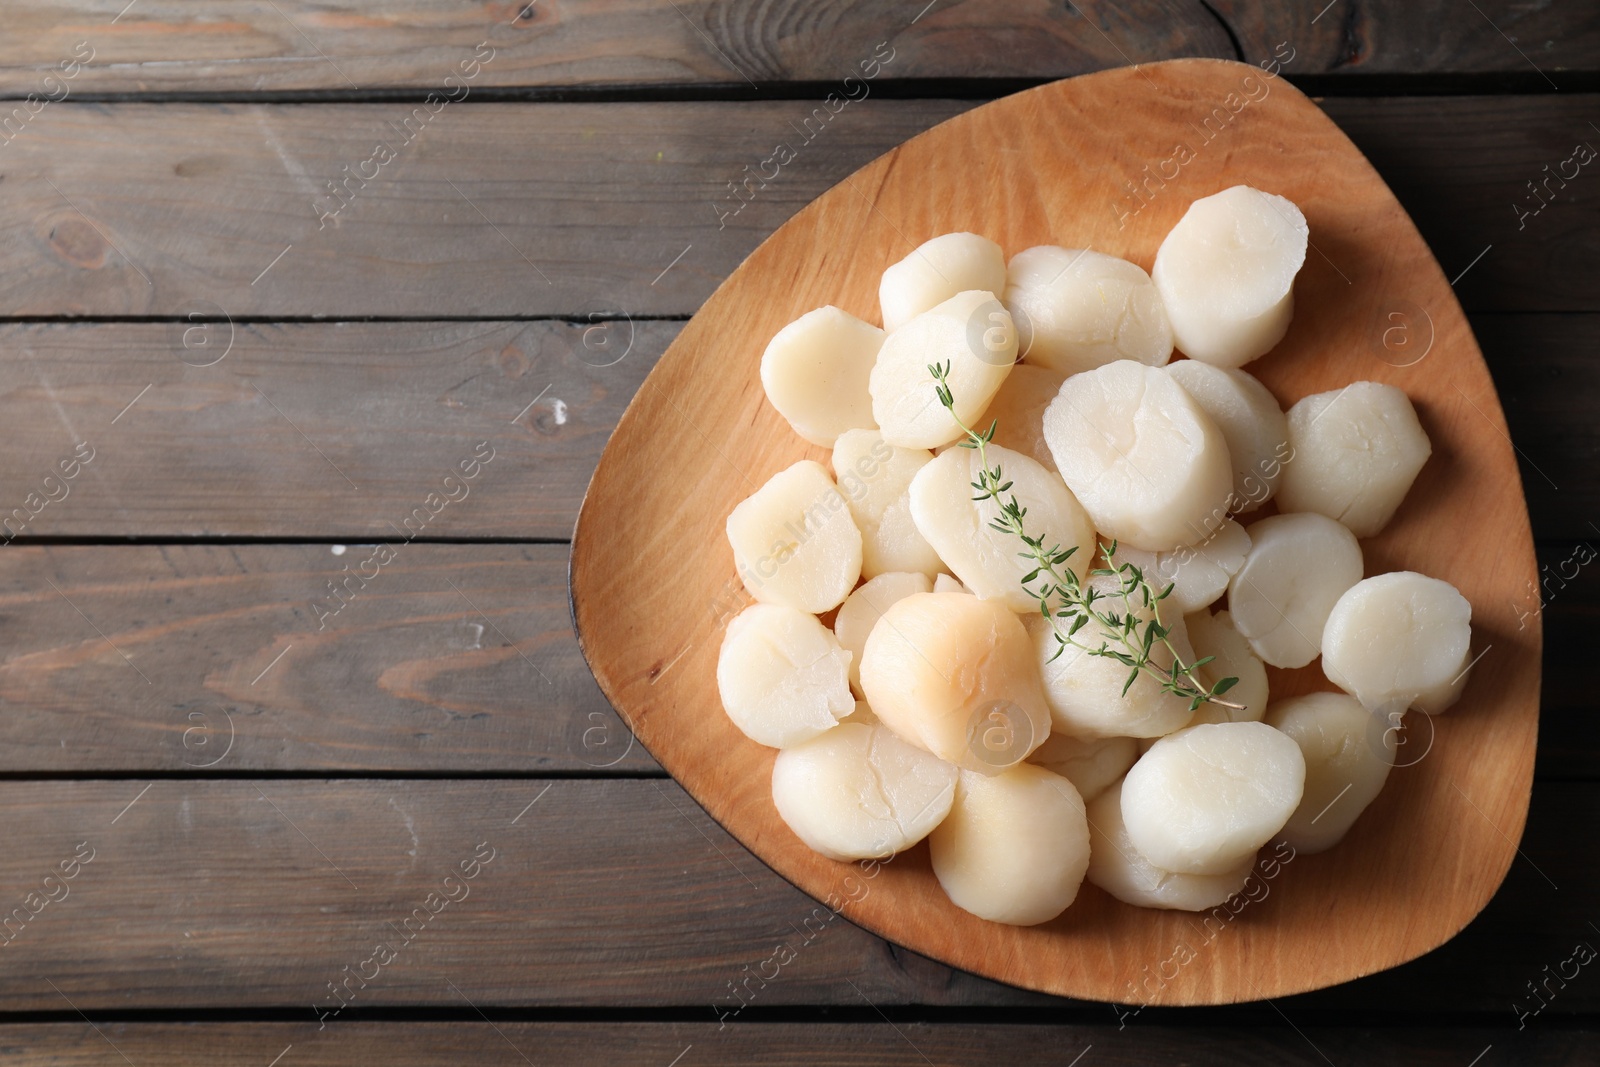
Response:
[0, 320, 661, 539]
[0, 1023, 1592, 1066]
[0, 0, 1594, 96]
[0, 315, 1585, 538]
[1, 540, 1594, 777]
[0, 779, 1589, 1015]
[0, 0, 1594, 1060]
[10, 1023, 1600, 1066]
[0, 98, 1592, 318]
[0, 545, 649, 773]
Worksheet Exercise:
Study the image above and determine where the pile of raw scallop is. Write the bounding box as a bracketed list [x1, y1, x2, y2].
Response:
[717, 185, 1474, 927]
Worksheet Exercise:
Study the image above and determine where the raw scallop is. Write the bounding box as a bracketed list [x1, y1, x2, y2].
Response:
[859, 592, 1052, 774]
[1003, 246, 1173, 374]
[1043, 359, 1233, 551]
[1152, 185, 1308, 368]
[1121, 721, 1305, 876]
[726, 460, 863, 613]
[717, 603, 854, 748]
[1278, 381, 1432, 537]
[929, 764, 1090, 925]
[772, 723, 958, 861]
[760, 306, 883, 445]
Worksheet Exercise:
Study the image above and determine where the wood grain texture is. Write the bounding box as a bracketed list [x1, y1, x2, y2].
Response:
[0, 778, 1030, 1011]
[0, 100, 968, 318]
[1215, 0, 1600, 78]
[1471, 315, 1597, 536]
[0, 778, 1591, 1014]
[0, 0, 1594, 95]
[0, 1022, 1590, 1066]
[0, 540, 1585, 778]
[0, 1, 1229, 94]
[1328, 97, 1600, 315]
[0, 320, 659, 538]
[572, 59, 1540, 1004]
[1540, 545, 1600, 780]
[0, 545, 650, 773]
[0, 312, 1587, 539]
[0, 97, 1592, 317]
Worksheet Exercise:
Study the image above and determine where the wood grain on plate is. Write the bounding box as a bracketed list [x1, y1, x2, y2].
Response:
[0, 0, 1591, 95]
[0, 779, 1591, 1012]
[0, 98, 1593, 317]
[0, 545, 645, 773]
[571, 59, 1540, 1004]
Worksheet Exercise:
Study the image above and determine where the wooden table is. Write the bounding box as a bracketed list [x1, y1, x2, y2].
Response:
[0, 3, 1594, 1063]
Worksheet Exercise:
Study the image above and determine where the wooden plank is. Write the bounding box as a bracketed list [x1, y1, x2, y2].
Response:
[0, 320, 663, 539]
[0, 778, 1591, 1013]
[0, 539, 1585, 779]
[1533, 545, 1599, 781]
[1217, 0, 1600, 80]
[0, 313, 1587, 539]
[0, 1022, 1587, 1066]
[0, 545, 651, 773]
[1325, 98, 1600, 315]
[1474, 315, 1598, 539]
[0, 98, 1591, 318]
[0, 0, 1595, 95]
[0, 100, 967, 318]
[0, 1, 1231, 95]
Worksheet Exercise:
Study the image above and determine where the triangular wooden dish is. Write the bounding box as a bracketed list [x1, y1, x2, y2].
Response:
[570, 58, 1540, 1005]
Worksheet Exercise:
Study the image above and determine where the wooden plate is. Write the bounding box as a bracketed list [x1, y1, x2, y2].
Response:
[570, 58, 1540, 1005]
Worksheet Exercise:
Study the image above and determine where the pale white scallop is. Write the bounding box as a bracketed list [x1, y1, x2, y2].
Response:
[1152, 185, 1308, 367]
[870, 290, 1018, 449]
[1042, 359, 1233, 551]
[1265, 692, 1395, 854]
[1121, 721, 1306, 875]
[933, 573, 971, 594]
[832, 429, 943, 578]
[929, 765, 1090, 926]
[726, 460, 864, 613]
[1086, 780, 1255, 911]
[717, 603, 854, 748]
[1114, 518, 1250, 616]
[833, 571, 933, 695]
[1003, 246, 1173, 375]
[1413, 646, 1473, 715]
[760, 306, 883, 446]
[771, 723, 959, 861]
[984, 363, 1068, 473]
[909, 442, 1095, 612]
[1183, 609, 1270, 725]
[1229, 512, 1363, 669]
[1279, 381, 1432, 537]
[1026, 732, 1138, 803]
[1165, 359, 1291, 512]
[879, 232, 1007, 332]
[859, 592, 1052, 774]
[1321, 572, 1472, 713]
[1032, 580, 1201, 739]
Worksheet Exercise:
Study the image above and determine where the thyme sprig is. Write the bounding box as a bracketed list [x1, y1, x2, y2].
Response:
[929, 361, 1243, 714]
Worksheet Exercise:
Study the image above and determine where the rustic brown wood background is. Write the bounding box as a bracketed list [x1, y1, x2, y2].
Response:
[0, 2, 1594, 1063]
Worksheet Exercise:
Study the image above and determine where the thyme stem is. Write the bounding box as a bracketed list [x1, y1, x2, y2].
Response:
[929, 361, 1244, 714]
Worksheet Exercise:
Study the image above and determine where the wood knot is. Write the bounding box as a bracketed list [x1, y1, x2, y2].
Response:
[498, 343, 529, 379]
[48, 216, 108, 269]
[529, 397, 568, 436]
